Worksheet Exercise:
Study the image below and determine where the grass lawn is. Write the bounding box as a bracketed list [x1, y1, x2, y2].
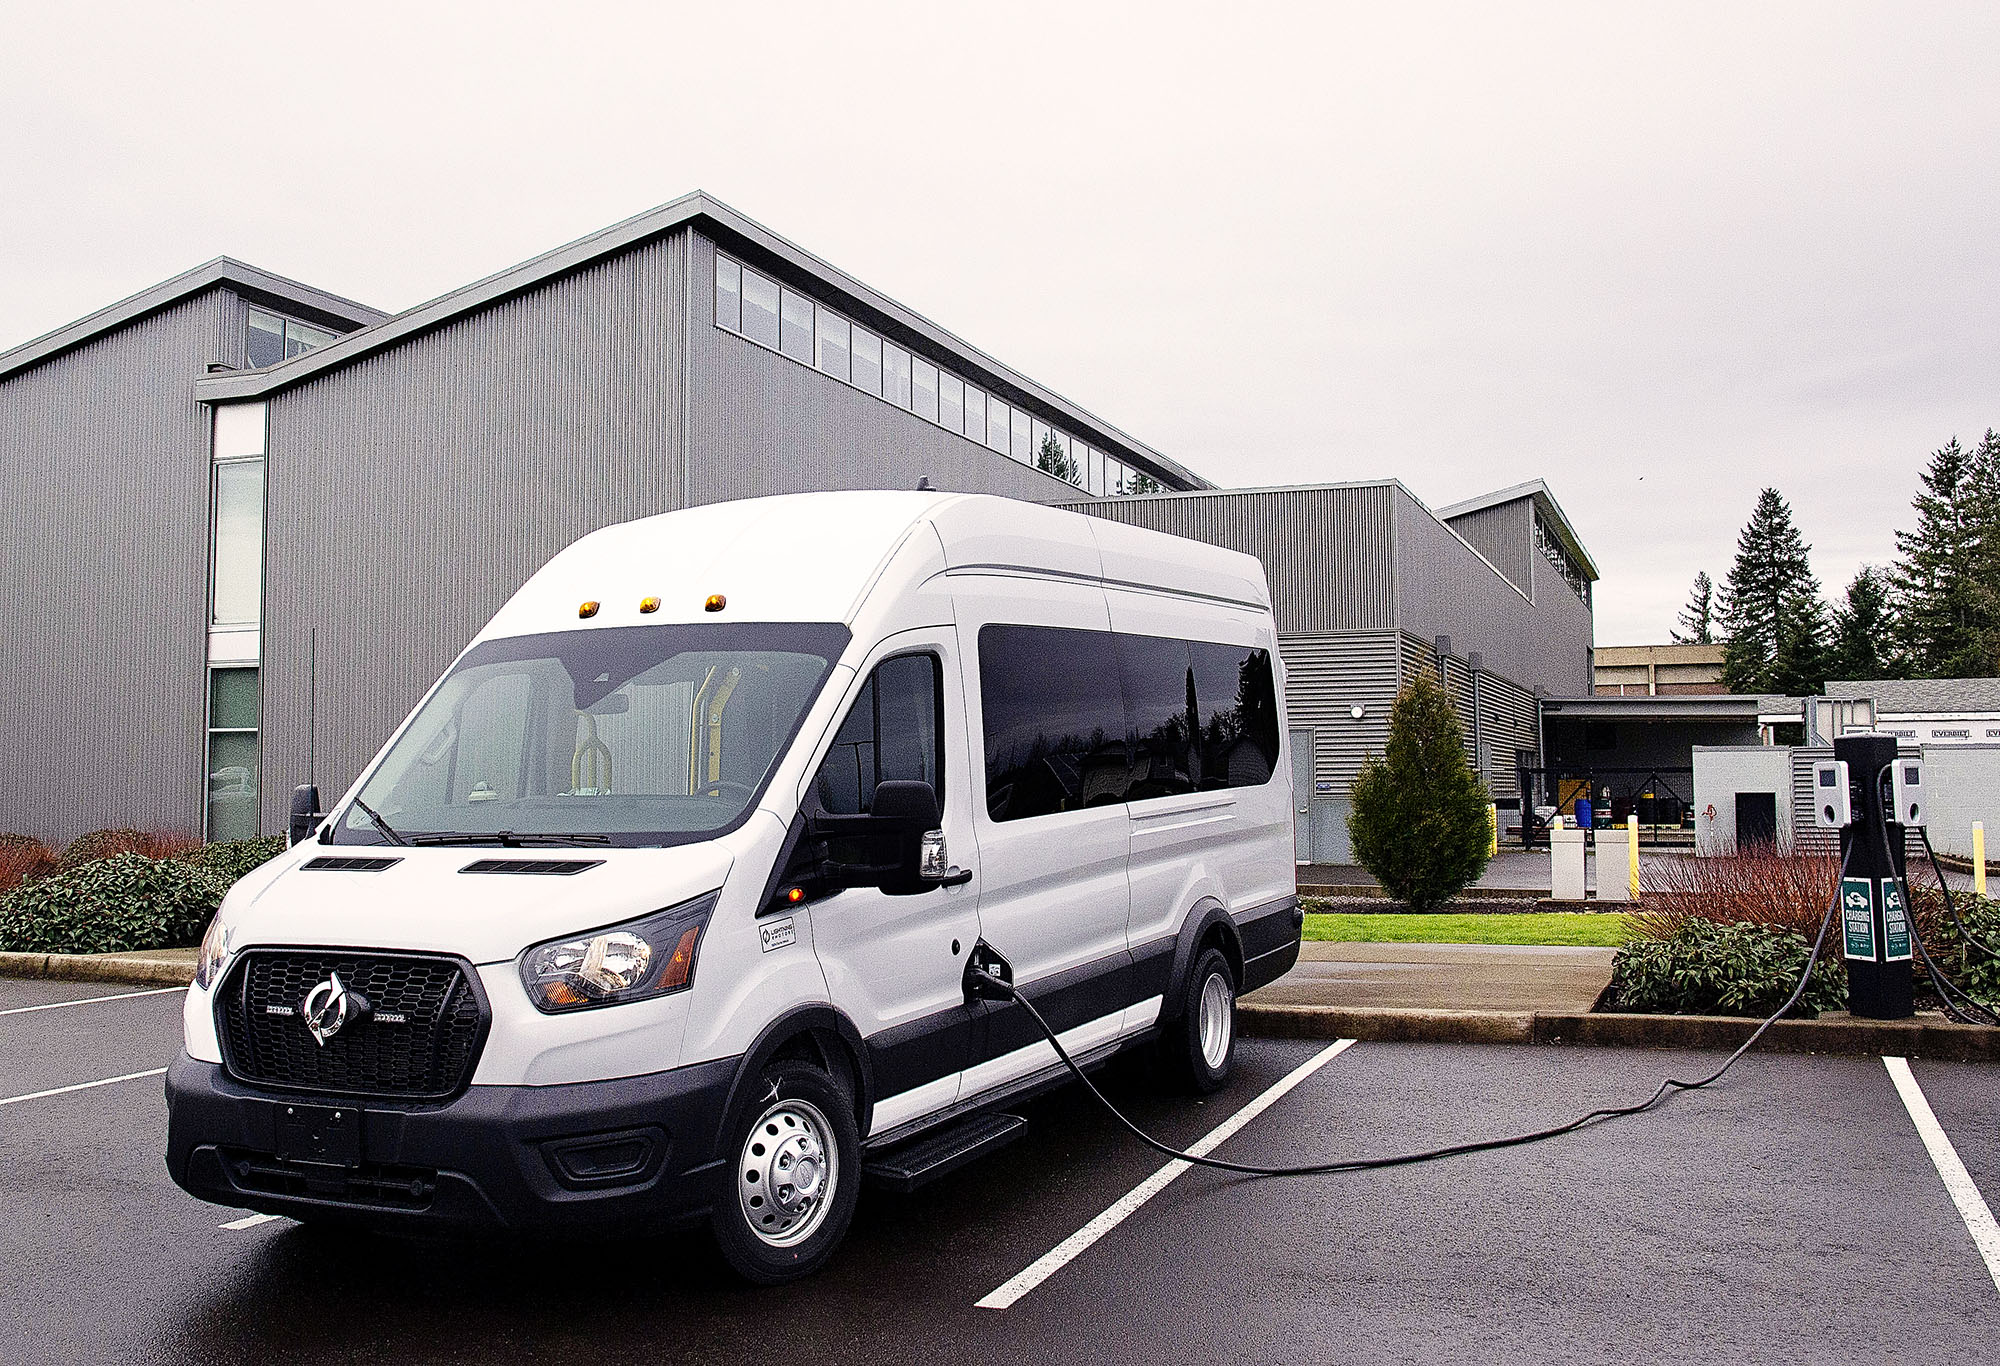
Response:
[1303, 912, 1629, 947]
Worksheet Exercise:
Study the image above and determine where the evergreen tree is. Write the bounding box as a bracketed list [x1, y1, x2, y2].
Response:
[1035, 430, 1080, 484]
[1346, 673, 1491, 910]
[1671, 571, 1716, 644]
[1824, 565, 1895, 682]
[1887, 435, 1999, 677]
[1717, 488, 1829, 695]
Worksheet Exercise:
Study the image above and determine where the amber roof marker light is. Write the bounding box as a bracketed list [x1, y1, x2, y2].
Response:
[578, 600, 600, 619]
[639, 596, 661, 614]
[704, 594, 726, 613]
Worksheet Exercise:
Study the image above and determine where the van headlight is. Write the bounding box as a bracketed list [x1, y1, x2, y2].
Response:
[193, 916, 235, 991]
[519, 892, 718, 1013]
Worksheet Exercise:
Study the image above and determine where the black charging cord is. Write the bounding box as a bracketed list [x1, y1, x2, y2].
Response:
[1873, 793, 1999, 1028]
[1916, 825, 1999, 960]
[974, 887, 1842, 1178]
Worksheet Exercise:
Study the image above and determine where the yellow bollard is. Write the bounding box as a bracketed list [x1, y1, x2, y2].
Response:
[1488, 803, 1498, 858]
[1976, 821, 1988, 899]
[1628, 814, 1641, 900]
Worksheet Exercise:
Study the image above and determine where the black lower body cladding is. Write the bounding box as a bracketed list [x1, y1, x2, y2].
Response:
[164, 1051, 736, 1236]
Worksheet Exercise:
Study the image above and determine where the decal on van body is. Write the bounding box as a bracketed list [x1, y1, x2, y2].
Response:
[760, 917, 798, 953]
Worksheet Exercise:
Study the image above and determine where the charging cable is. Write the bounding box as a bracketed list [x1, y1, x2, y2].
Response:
[1916, 825, 1999, 961]
[1871, 785, 1999, 1028]
[974, 888, 1841, 1178]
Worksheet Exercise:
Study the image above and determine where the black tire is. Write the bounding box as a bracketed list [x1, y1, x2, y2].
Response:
[710, 1058, 861, 1285]
[1159, 946, 1237, 1094]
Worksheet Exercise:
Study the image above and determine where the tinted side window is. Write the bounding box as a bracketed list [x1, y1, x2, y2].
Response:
[1118, 634, 1196, 801]
[980, 625, 1127, 821]
[1190, 642, 1280, 788]
[813, 654, 942, 815]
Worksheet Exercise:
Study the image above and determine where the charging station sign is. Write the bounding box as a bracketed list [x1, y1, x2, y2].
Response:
[1841, 878, 1876, 960]
[1880, 880, 1912, 962]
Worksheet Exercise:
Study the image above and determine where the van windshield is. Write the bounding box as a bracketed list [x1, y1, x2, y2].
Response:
[332, 623, 849, 848]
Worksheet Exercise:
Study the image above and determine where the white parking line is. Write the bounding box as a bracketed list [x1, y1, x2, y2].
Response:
[0, 986, 184, 1016]
[219, 1213, 282, 1231]
[976, 1037, 1357, 1311]
[0, 1067, 168, 1108]
[1884, 1056, 2000, 1294]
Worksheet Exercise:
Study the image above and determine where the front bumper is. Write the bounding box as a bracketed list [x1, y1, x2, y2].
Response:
[164, 1051, 736, 1236]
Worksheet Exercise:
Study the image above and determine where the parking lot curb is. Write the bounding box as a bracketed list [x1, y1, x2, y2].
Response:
[1240, 1003, 1999, 1061]
[0, 950, 195, 987]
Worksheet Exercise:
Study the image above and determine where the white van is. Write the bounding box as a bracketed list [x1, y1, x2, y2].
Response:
[166, 491, 1301, 1282]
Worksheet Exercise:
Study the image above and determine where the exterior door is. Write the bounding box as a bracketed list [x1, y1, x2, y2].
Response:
[954, 579, 1134, 1099]
[1290, 727, 1315, 863]
[796, 630, 982, 1137]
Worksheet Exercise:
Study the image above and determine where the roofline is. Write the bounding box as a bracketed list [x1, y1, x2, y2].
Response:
[1435, 478, 1599, 581]
[1540, 694, 1763, 716]
[1057, 477, 1540, 609]
[190, 191, 1211, 492]
[0, 257, 389, 383]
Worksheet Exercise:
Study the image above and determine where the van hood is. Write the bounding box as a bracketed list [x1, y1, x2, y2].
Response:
[221, 844, 736, 965]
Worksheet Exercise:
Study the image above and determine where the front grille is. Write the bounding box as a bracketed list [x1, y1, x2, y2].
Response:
[219, 949, 486, 1100]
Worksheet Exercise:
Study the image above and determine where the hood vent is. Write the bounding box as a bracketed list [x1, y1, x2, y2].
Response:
[301, 856, 402, 872]
[459, 858, 604, 877]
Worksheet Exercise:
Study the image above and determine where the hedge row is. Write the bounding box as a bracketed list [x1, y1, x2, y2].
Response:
[0, 835, 287, 956]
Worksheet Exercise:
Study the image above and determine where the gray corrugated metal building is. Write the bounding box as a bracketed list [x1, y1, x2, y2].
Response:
[1064, 479, 1596, 859]
[0, 261, 386, 843]
[1, 191, 1597, 853]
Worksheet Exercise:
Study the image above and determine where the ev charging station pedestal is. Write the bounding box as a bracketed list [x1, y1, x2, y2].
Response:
[1832, 733, 1913, 1020]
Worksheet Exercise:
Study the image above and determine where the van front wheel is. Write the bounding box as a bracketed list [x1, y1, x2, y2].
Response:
[710, 1059, 861, 1285]
[1160, 946, 1237, 1093]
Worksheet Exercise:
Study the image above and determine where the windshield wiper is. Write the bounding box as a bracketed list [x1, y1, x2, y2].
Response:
[350, 797, 408, 847]
[403, 830, 614, 848]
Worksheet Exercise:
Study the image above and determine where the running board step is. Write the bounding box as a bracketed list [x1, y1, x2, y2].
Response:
[863, 1112, 1026, 1193]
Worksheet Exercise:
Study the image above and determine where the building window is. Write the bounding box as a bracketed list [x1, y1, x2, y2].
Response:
[714, 255, 741, 331]
[815, 308, 850, 381]
[965, 386, 986, 447]
[851, 327, 882, 395]
[986, 395, 1010, 454]
[246, 307, 336, 369]
[711, 250, 1176, 497]
[912, 358, 939, 423]
[741, 269, 780, 348]
[1535, 511, 1591, 605]
[939, 373, 964, 433]
[883, 342, 912, 410]
[206, 667, 260, 841]
[211, 461, 265, 627]
[780, 288, 814, 363]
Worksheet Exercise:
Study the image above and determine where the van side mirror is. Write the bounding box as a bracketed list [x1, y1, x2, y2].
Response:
[289, 784, 324, 846]
[804, 780, 967, 897]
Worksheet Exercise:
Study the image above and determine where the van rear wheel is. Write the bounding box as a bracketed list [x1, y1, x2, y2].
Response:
[710, 1059, 860, 1285]
[1160, 946, 1236, 1093]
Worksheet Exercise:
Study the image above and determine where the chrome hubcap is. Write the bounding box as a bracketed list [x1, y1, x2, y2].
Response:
[738, 1098, 838, 1248]
[1198, 970, 1234, 1070]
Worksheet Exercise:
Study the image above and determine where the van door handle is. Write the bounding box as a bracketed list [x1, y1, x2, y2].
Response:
[936, 866, 973, 889]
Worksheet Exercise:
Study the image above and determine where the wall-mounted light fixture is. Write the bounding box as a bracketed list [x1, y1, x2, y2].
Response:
[1350, 705, 1366, 721]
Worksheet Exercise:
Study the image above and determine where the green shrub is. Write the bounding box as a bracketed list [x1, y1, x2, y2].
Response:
[185, 835, 288, 886]
[1346, 673, 1492, 910]
[0, 853, 228, 955]
[1606, 919, 1848, 1018]
[1918, 892, 2000, 1009]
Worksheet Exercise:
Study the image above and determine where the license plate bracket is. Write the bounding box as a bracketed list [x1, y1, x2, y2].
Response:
[274, 1101, 363, 1165]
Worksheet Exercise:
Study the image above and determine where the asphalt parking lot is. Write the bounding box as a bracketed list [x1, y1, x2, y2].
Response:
[4, 974, 1997, 1366]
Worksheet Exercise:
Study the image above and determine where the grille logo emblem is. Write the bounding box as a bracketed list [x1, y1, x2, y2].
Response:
[301, 972, 371, 1046]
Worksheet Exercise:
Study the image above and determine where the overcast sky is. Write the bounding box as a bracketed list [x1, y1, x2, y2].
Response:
[5, 2, 1997, 643]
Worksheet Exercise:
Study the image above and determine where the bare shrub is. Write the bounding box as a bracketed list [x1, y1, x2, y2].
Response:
[0, 837, 57, 893]
[1634, 849, 1842, 942]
